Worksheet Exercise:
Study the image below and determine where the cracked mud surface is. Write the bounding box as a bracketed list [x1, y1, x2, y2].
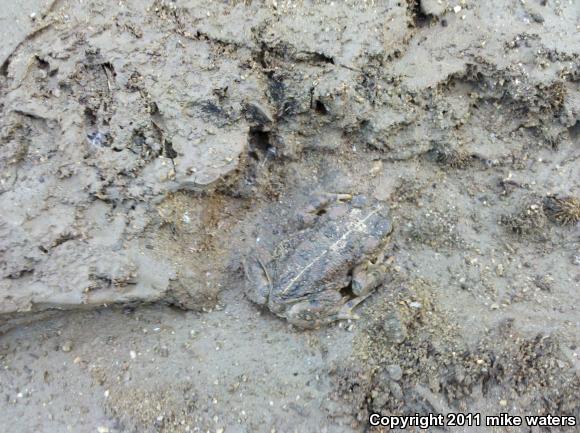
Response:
[0, 1, 579, 432]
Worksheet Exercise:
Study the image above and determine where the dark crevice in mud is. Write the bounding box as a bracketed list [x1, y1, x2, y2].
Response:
[314, 100, 329, 115]
[254, 32, 334, 70]
[248, 128, 273, 161]
[12, 110, 49, 123]
[256, 42, 269, 70]
[34, 55, 50, 71]
[149, 107, 176, 165]
[53, 233, 77, 247]
[193, 30, 246, 50]
[149, 100, 160, 116]
[297, 51, 335, 65]
[339, 286, 357, 303]
[84, 107, 97, 126]
[568, 120, 580, 140]
[339, 272, 356, 299]
[101, 62, 117, 88]
[150, 120, 164, 145]
[163, 138, 178, 159]
[268, 77, 298, 120]
[6, 268, 34, 280]
[101, 62, 116, 75]
[409, 0, 432, 28]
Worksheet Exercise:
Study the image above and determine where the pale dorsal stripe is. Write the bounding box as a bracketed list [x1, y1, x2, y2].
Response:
[280, 207, 381, 295]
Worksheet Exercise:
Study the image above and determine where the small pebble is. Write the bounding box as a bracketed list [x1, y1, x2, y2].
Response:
[499, 399, 508, 407]
[387, 364, 403, 381]
[530, 12, 544, 23]
[61, 341, 73, 352]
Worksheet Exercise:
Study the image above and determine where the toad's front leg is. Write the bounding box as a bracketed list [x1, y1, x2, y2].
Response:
[337, 254, 394, 321]
[351, 253, 393, 297]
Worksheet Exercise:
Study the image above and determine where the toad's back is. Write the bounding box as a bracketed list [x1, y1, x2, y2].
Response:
[270, 203, 392, 304]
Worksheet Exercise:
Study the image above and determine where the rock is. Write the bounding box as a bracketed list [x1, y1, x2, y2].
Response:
[61, 341, 73, 352]
[530, 12, 544, 23]
[387, 364, 403, 381]
[382, 311, 407, 345]
[420, 0, 447, 17]
[388, 381, 404, 400]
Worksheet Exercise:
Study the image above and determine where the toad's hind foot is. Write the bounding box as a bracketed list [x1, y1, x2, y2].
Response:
[336, 292, 374, 321]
